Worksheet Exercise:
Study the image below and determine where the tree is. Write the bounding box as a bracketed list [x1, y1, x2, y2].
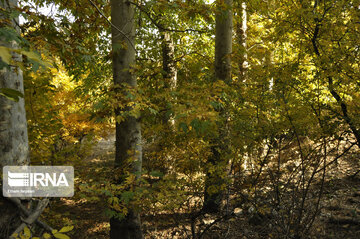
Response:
[203, 0, 233, 213]
[0, 0, 30, 236]
[161, 31, 177, 125]
[236, 1, 247, 82]
[0, 0, 29, 167]
[109, 0, 143, 238]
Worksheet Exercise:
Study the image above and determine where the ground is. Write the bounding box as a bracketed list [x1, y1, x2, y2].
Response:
[41, 136, 360, 238]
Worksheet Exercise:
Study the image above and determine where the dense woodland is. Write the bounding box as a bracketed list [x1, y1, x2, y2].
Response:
[1, 0, 360, 238]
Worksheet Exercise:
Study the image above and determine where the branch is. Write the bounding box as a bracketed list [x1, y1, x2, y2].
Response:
[0, 187, 53, 232]
[8, 197, 53, 232]
[10, 199, 49, 238]
[311, 17, 360, 148]
[198, 213, 233, 239]
[328, 76, 360, 148]
[88, 0, 137, 51]
[129, 1, 209, 34]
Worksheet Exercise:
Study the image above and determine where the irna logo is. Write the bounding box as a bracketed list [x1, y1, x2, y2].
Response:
[3, 166, 74, 197]
[8, 171, 69, 187]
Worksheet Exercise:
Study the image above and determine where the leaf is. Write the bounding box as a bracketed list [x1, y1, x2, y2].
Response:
[21, 50, 52, 68]
[179, 122, 188, 133]
[23, 226, 31, 237]
[121, 191, 134, 204]
[0, 46, 12, 64]
[59, 225, 74, 233]
[53, 233, 70, 239]
[43, 233, 51, 239]
[150, 170, 164, 178]
[148, 107, 157, 115]
[0, 88, 24, 102]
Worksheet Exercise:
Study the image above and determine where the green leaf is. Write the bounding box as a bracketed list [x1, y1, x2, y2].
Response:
[179, 122, 188, 133]
[0, 88, 24, 102]
[0, 46, 12, 64]
[59, 225, 74, 233]
[150, 170, 164, 178]
[21, 50, 52, 68]
[148, 107, 158, 115]
[121, 191, 134, 204]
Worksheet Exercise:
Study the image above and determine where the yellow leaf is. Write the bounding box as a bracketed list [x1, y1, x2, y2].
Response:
[43, 233, 51, 239]
[59, 225, 74, 233]
[53, 233, 70, 239]
[23, 226, 31, 238]
[0, 46, 12, 64]
[21, 50, 52, 68]
[10, 233, 18, 238]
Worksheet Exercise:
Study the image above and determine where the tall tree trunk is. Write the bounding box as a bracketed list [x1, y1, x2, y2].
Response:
[161, 32, 177, 92]
[214, 0, 233, 84]
[0, 0, 30, 236]
[110, 0, 143, 238]
[203, 0, 233, 213]
[236, 1, 247, 82]
[160, 31, 177, 125]
[0, 0, 29, 167]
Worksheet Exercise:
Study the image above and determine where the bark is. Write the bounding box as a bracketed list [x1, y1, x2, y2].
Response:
[203, 0, 233, 213]
[0, 0, 30, 237]
[214, 0, 233, 84]
[161, 32, 177, 91]
[0, 0, 29, 168]
[110, 0, 143, 238]
[161, 31, 177, 125]
[236, 1, 247, 82]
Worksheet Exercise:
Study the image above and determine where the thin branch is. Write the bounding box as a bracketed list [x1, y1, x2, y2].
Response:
[10, 199, 49, 238]
[0, 187, 53, 232]
[129, 1, 209, 34]
[88, 0, 136, 51]
[198, 214, 232, 239]
[8, 197, 53, 232]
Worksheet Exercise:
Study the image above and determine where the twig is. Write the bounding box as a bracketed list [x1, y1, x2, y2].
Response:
[198, 214, 232, 239]
[10, 199, 49, 238]
[0, 187, 53, 232]
[88, 0, 136, 51]
[129, 1, 208, 34]
[8, 197, 53, 232]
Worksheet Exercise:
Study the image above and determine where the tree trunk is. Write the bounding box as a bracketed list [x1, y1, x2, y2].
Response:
[0, 0, 29, 168]
[162, 32, 177, 92]
[236, 1, 247, 82]
[110, 0, 143, 238]
[214, 0, 233, 84]
[161, 31, 177, 127]
[203, 0, 233, 213]
[0, 0, 30, 236]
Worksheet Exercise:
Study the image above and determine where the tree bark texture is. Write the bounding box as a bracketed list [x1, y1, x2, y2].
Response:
[204, 0, 233, 213]
[110, 0, 143, 238]
[0, 0, 30, 237]
[236, 1, 247, 82]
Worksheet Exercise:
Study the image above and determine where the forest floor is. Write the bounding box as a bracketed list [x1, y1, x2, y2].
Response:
[41, 136, 360, 239]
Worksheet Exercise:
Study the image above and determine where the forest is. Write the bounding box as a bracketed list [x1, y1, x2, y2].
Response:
[1, 0, 360, 238]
